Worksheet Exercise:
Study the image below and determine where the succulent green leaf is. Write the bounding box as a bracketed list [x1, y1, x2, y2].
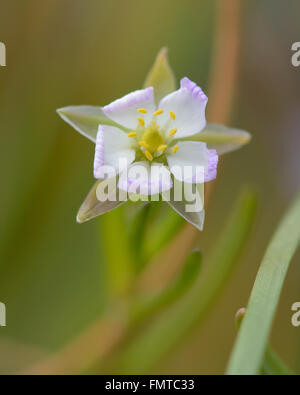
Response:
[117, 188, 257, 373]
[101, 206, 134, 299]
[144, 47, 176, 104]
[234, 308, 294, 375]
[184, 123, 252, 155]
[144, 205, 184, 261]
[132, 250, 202, 325]
[57, 106, 125, 143]
[128, 203, 152, 271]
[76, 178, 125, 223]
[226, 190, 300, 375]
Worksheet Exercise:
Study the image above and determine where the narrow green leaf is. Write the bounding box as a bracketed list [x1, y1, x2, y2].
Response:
[77, 179, 125, 224]
[128, 203, 152, 271]
[100, 206, 134, 299]
[131, 250, 202, 325]
[235, 308, 295, 375]
[144, 204, 185, 260]
[117, 188, 257, 373]
[226, 191, 300, 375]
[57, 106, 126, 143]
[144, 47, 176, 104]
[183, 123, 252, 155]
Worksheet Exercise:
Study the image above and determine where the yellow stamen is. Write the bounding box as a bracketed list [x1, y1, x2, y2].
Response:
[137, 117, 145, 127]
[172, 145, 179, 154]
[168, 128, 177, 137]
[145, 151, 153, 161]
[138, 108, 147, 114]
[153, 109, 164, 116]
[128, 132, 137, 138]
[139, 140, 149, 149]
[151, 121, 160, 131]
[170, 110, 176, 120]
[157, 144, 168, 152]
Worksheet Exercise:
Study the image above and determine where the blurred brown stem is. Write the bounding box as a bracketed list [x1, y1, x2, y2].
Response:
[207, 0, 241, 123]
[23, 307, 128, 375]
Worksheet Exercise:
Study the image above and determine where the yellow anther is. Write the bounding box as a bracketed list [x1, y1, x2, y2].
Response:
[153, 109, 164, 116]
[172, 145, 179, 154]
[168, 128, 177, 137]
[139, 140, 149, 149]
[157, 144, 168, 152]
[128, 132, 137, 138]
[137, 117, 145, 127]
[170, 110, 176, 120]
[145, 151, 153, 161]
[138, 108, 147, 114]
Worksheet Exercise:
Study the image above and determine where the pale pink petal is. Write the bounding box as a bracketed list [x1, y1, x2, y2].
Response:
[158, 77, 208, 138]
[94, 125, 135, 179]
[102, 87, 156, 129]
[167, 142, 218, 183]
[118, 162, 173, 196]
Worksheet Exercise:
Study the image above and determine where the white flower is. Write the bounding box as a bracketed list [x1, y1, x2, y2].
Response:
[94, 77, 218, 197]
[58, 69, 251, 230]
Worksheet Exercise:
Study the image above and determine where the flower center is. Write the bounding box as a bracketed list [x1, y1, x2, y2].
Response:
[141, 124, 164, 154]
[127, 108, 179, 161]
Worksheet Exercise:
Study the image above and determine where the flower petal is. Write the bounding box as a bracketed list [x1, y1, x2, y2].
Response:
[77, 179, 125, 223]
[158, 77, 208, 138]
[118, 161, 173, 196]
[102, 87, 156, 129]
[205, 149, 218, 182]
[163, 180, 205, 231]
[166, 141, 218, 183]
[94, 125, 135, 179]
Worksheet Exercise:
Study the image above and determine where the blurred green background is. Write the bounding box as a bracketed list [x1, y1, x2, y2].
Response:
[0, 0, 299, 374]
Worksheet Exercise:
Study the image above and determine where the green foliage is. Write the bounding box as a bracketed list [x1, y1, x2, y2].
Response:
[226, 191, 300, 375]
[116, 188, 257, 373]
[131, 250, 202, 325]
[100, 206, 134, 300]
[234, 308, 294, 375]
[144, 204, 185, 261]
[1, 1, 298, 377]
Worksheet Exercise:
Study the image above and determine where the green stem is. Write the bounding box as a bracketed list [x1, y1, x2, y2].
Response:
[115, 188, 257, 373]
[100, 206, 134, 300]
